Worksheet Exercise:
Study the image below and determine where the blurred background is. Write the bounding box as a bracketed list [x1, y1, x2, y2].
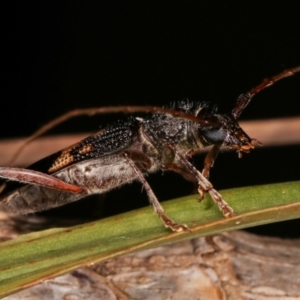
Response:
[2, 1, 300, 237]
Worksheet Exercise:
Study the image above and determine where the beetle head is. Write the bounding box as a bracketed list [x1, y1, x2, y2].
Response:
[196, 114, 260, 157]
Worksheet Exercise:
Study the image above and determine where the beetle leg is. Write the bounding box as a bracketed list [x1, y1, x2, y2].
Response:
[167, 144, 234, 218]
[197, 144, 221, 200]
[0, 167, 87, 194]
[162, 163, 198, 184]
[174, 145, 221, 200]
[202, 145, 221, 180]
[123, 152, 189, 232]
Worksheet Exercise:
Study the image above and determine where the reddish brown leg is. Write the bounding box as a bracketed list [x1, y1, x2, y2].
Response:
[198, 144, 221, 200]
[167, 145, 234, 218]
[163, 163, 198, 184]
[123, 153, 189, 232]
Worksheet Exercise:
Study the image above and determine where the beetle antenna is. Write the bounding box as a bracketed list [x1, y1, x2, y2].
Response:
[232, 66, 300, 119]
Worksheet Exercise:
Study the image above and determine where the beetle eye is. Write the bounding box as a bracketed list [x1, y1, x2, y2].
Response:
[199, 128, 227, 144]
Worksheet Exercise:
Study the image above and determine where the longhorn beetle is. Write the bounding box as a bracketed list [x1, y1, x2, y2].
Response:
[0, 67, 299, 231]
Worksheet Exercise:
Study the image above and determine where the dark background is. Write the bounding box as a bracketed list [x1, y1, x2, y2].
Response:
[2, 1, 300, 237]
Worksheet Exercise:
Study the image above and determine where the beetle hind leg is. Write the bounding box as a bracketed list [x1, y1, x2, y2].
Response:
[123, 152, 189, 232]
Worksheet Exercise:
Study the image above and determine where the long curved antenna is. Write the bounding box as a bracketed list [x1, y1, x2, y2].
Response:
[232, 66, 300, 119]
[9, 66, 300, 165]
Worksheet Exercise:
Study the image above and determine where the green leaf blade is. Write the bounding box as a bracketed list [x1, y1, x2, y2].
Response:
[0, 181, 299, 297]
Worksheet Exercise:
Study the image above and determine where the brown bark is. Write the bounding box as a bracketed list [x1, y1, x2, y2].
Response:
[1, 215, 300, 300]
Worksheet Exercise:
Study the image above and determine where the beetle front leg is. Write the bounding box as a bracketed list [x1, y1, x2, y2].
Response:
[198, 144, 221, 200]
[167, 145, 235, 218]
[123, 153, 189, 232]
[0, 167, 87, 194]
[202, 145, 221, 181]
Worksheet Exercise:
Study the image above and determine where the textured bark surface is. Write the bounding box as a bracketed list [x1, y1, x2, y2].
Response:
[1, 215, 300, 300]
